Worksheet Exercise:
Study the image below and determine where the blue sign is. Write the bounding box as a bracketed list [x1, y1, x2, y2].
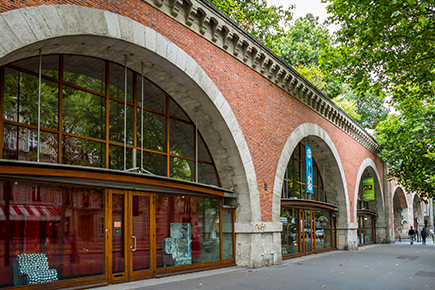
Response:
[306, 145, 313, 194]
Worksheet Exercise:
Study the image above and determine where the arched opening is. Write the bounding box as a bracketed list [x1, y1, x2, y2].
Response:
[392, 187, 409, 240]
[280, 140, 338, 257]
[0, 4, 262, 284]
[355, 165, 385, 245]
[0, 51, 241, 287]
[275, 123, 349, 257]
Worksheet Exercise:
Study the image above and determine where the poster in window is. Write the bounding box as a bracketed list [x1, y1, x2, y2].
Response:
[362, 177, 375, 201]
[306, 145, 313, 194]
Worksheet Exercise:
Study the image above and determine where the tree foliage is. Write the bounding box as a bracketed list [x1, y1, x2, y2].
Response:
[323, 0, 435, 103]
[209, 0, 294, 48]
[375, 99, 435, 197]
[324, 0, 435, 197]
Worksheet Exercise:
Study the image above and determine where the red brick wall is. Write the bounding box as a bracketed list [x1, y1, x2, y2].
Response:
[0, 0, 384, 223]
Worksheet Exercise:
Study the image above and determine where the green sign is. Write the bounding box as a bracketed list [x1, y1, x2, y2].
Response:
[362, 177, 375, 201]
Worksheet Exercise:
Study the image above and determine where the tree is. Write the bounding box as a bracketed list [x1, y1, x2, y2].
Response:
[323, 0, 435, 103]
[209, 0, 294, 48]
[324, 0, 435, 197]
[375, 99, 435, 197]
[273, 13, 341, 99]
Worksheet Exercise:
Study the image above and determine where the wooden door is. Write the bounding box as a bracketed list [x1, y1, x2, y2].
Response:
[107, 190, 155, 284]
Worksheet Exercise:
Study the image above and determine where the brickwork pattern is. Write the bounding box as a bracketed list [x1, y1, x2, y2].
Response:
[0, 0, 384, 222]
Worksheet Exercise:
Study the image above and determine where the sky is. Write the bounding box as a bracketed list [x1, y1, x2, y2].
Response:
[266, 0, 340, 33]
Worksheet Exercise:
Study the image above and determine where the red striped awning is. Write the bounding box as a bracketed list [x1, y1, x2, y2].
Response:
[0, 205, 61, 221]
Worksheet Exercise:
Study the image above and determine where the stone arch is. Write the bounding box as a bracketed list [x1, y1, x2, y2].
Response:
[391, 186, 409, 239]
[353, 158, 386, 242]
[0, 5, 260, 224]
[272, 123, 350, 246]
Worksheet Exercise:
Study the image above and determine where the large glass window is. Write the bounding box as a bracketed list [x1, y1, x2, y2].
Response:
[280, 208, 299, 255]
[155, 195, 221, 268]
[282, 143, 324, 202]
[1, 55, 219, 186]
[0, 180, 105, 287]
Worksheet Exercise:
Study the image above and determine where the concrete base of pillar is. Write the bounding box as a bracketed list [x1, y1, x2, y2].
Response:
[337, 226, 358, 250]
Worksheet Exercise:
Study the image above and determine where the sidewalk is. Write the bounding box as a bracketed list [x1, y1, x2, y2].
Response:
[93, 243, 435, 290]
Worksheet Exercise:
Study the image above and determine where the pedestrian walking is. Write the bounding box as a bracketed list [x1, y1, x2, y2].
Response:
[408, 226, 416, 245]
[430, 227, 434, 243]
[416, 226, 420, 243]
[421, 227, 428, 245]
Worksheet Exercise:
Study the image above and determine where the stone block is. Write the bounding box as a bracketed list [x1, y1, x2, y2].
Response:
[145, 26, 157, 52]
[2, 10, 36, 45]
[20, 7, 52, 40]
[104, 11, 121, 38]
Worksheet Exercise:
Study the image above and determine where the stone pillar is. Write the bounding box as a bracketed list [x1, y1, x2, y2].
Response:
[376, 221, 389, 243]
[337, 224, 358, 250]
[235, 222, 282, 268]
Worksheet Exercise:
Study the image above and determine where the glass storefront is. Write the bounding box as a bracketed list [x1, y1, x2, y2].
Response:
[281, 142, 337, 257]
[281, 208, 335, 256]
[0, 54, 235, 288]
[0, 180, 235, 288]
[358, 215, 375, 245]
[1, 54, 219, 185]
[0, 181, 105, 287]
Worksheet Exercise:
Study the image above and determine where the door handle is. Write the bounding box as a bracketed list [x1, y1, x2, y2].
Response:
[131, 236, 137, 252]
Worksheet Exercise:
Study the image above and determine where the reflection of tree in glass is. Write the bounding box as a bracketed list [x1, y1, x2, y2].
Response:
[171, 157, 193, 181]
[62, 136, 104, 167]
[109, 100, 134, 145]
[4, 69, 58, 130]
[63, 84, 105, 140]
[137, 110, 166, 152]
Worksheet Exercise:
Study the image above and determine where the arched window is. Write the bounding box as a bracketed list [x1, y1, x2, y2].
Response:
[1, 54, 219, 186]
[282, 142, 325, 202]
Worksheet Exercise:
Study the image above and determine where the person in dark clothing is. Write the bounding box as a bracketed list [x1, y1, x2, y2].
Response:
[421, 227, 428, 245]
[408, 226, 416, 245]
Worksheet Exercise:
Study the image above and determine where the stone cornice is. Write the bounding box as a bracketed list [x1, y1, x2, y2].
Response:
[144, 0, 380, 154]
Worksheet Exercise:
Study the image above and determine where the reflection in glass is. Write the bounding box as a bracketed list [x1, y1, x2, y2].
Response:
[109, 62, 133, 103]
[109, 145, 134, 170]
[137, 76, 166, 113]
[137, 109, 166, 152]
[287, 159, 293, 180]
[294, 183, 301, 199]
[137, 150, 167, 176]
[4, 68, 59, 129]
[0, 181, 105, 288]
[315, 211, 331, 250]
[2, 54, 220, 185]
[155, 195, 220, 268]
[170, 119, 194, 159]
[198, 135, 212, 162]
[62, 136, 105, 168]
[170, 157, 194, 182]
[198, 163, 219, 186]
[113, 194, 125, 273]
[132, 196, 150, 271]
[64, 55, 106, 94]
[365, 216, 373, 244]
[294, 160, 300, 182]
[304, 211, 312, 253]
[280, 208, 299, 255]
[109, 100, 134, 145]
[3, 124, 58, 163]
[12, 55, 59, 79]
[169, 98, 189, 121]
[63, 87, 105, 139]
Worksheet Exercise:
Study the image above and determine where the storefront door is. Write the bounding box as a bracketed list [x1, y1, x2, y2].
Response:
[301, 210, 314, 254]
[358, 215, 375, 245]
[108, 190, 155, 283]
